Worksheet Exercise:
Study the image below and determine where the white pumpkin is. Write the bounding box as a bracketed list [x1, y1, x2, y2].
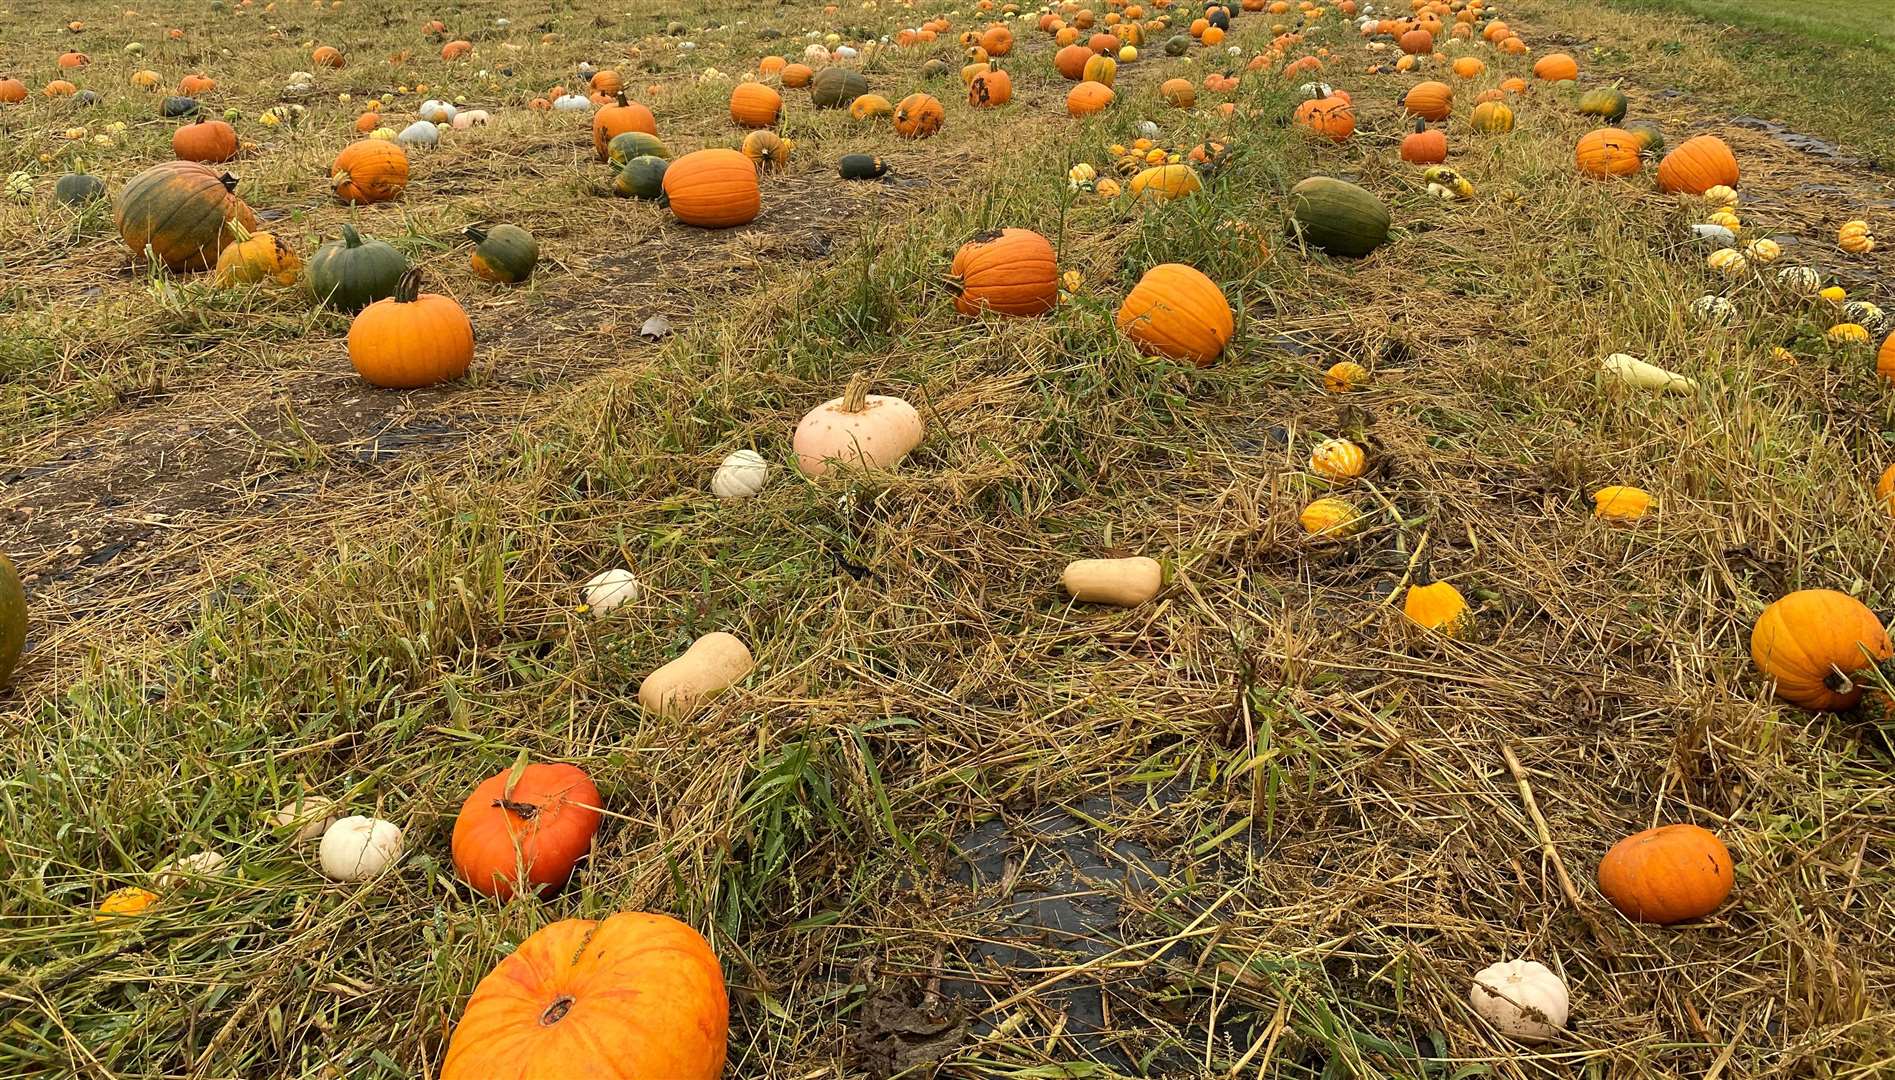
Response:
[398, 120, 440, 145]
[1135, 120, 1159, 139]
[270, 795, 337, 841]
[580, 568, 640, 615]
[834, 45, 858, 60]
[318, 816, 404, 881]
[1297, 81, 1333, 101]
[1469, 959, 1569, 1043]
[1688, 223, 1735, 247]
[552, 93, 593, 111]
[712, 449, 770, 499]
[418, 98, 457, 123]
[154, 850, 228, 889]
[450, 109, 491, 130]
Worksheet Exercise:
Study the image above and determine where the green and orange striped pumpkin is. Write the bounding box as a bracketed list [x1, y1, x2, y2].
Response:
[115, 161, 259, 271]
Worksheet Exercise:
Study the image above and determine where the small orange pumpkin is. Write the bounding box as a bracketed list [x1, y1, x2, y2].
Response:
[1532, 52, 1578, 80]
[330, 139, 409, 204]
[1597, 824, 1734, 924]
[893, 93, 944, 138]
[347, 270, 474, 388]
[1066, 81, 1115, 116]
[592, 93, 658, 161]
[949, 228, 1058, 317]
[172, 117, 239, 163]
[451, 762, 603, 900]
[729, 82, 782, 128]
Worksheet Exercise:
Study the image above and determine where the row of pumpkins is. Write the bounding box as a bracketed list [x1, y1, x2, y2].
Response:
[65, 0, 1891, 1073]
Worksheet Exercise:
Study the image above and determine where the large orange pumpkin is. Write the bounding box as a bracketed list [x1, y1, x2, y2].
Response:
[949, 228, 1058, 316]
[1116, 263, 1233, 366]
[662, 148, 760, 228]
[1067, 81, 1115, 116]
[1575, 128, 1642, 177]
[893, 93, 944, 138]
[1294, 96, 1355, 140]
[729, 82, 781, 128]
[1656, 134, 1739, 195]
[1055, 42, 1093, 79]
[1533, 52, 1578, 80]
[347, 270, 474, 388]
[592, 94, 657, 161]
[1597, 824, 1734, 924]
[441, 912, 728, 1080]
[0, 78, 27, 103]
[115, 161, 259, 271]
[330, 139, 409, 204]
[1403, 80, 1452, 122]
[452, 762, 603, 900]
[171, 117, 238, 163]
[1750, 589, 1892, 711]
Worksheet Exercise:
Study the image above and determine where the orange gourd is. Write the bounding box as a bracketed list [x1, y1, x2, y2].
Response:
[592, 94, 658, 161]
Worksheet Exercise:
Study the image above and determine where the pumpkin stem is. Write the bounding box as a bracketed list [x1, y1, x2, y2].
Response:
[218, 173, 239, 194]
[615, 91, 628, 107]
[464, 225, 488, 245]
[339, 223, 362, 247]
[1411, 116, 1426, 134]
[393, 268, 423, 303]
[1824, 664, 1858, 696]
[493, 797, 541, 820]
[841, 372, 870, 413]
[538, 995, 575, 1026]
[225, 220, 252, 244]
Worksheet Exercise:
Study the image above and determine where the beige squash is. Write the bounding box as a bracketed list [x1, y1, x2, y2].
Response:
[639, 632, 754, 718]
[1061, 556, 1162, 606]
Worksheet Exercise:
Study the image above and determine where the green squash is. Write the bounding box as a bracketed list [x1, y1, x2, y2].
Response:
[1286, 176, 1391, 258]
[613, 155, 668, 199]
[607, 130, 670, 165]
[920, 59, 949, 79]
[0, 553, 24, 687]
[54, 171, 106, 206]
[1578, 86, 1628, 124]
[1625, 121, 1665, 157]
[307, 224, 408, 310]
[1164, 35, 1192, 57]
[810, 67, 869, 108]
[838, 154, 889, 180]
[466, 224, 538, 284]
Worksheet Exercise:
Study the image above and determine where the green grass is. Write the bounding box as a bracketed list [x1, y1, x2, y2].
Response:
[1608, 0, 1895, 48]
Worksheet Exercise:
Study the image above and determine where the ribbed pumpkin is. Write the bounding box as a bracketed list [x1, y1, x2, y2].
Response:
[606, 131, 669, 165]
[662, 148, 760, 229]
[1403, 81, 1452, 122]
[330, 139, 409, 204]
[1469, 100, 1513, 133]
[1597, 824, 1734, 925]
[729, 82, 781, 128]
[214, 221, 302, 286]
[948, 228, 1058, 317]
[115, 161, 259, 272]
[850, 94, 894, 120]
[1128, 163, 1200, 201]
[1082, 53, 1117, 86]
[1657, 135, 1739, 195]
[613, 156, 669, 199]
[467, 224, 538, 284]
[1400, 121, 1447, 164]
[592, 94, 657, 161]
[1575, 128, 1643, 177]
[1750, 589, 1892, 711]
[1578, 86, 1629, 123]
[1294, 96, 1354, 140]
[347, 270, 475, 388]
[440, 913, 727, 1080]
[780, 63, 814, 88]
[893, 94, 944, 138]
[307, 224, 407, 311]
[1286, 176, 1390, 258]
[172, 117, 238, 163]
[968, 63, 1011, 107]
[450, 762, 603, 900]
[1116, 263, 1233, 366]
[0, 553, 25, 687]
[809, 67, 868, 108]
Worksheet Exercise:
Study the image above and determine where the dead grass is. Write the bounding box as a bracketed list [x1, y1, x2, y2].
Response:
[2, 0, 1894, 1078]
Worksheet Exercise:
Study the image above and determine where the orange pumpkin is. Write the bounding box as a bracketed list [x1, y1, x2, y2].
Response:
[1532, 52, 1578, 80]
[662, 148, 761, 228]
[0, 78, 26, 103]
[1657, 134, 1739, 195]
[452, 762, 603, 900]
[1399, 121, 1446, 164]
[1879, 331, 1895, 385]
[1597, 824, 1734, 925]
[729, 82, 781, 128]
[348, 270, 474, 388]
[1575, 128, 1642, 178]
[1403, 80, 1452, 121]
[115, 161, 259, 271]
[330, 139, 409, 204]
[592, 94, 657, 161]
[440, 39, 472, 60]
[1398, 28, 1432, 53]
[1295, 96, 1355, 140]
[312, 45, 344, 67]
[949, 228, 1058, 317]
[1159, 77, 1195, 107]
[1055, 42, 1092, 79]
[893, 93, 944, 138]
[780, 62, 814, 88]
[441, 913, 727, 1080]
[591, 69, 623, 95]
[1451, 55, 1484, 78]
[172, 117, 239, 163]
[1116, 263, 1233, 366]
[968, 62, 1012, 107]
[56, 51, 89, 69]
[1750, 589, 1893, 711]
[180, 72, 216, 94]
[758, 55, 787, 76]
[980, 24, 1015, 55]
[1066, 81, 1114, 116]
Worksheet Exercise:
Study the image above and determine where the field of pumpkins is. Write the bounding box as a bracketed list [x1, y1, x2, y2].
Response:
[2, 0, 1893, 1073]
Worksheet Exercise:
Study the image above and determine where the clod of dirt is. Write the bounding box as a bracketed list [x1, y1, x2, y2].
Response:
[853, 992, 967, 1080]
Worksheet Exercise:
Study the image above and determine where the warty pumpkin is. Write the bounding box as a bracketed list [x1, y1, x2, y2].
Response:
[115, 161, 259, 272]
[1597, 824, 1734, 924]
[1657, 134, 1739, 195]
[330, 138, 409, 204]
[893, 93, 944, 137]
[347, 270, 475, 388]
[440, 913, 727, 1080]
[172, 117, 239, 163]
[467, 224, 538, 284]
[662, 149, 760, 229]
[214, 221, 302, 286]
[307, 224, 407, 310]
[729, 82, 782, 128]
[1116, 263, 1232, 366]
[592, 94, 657, 161]
[1299, 497, 1362, 537]
[949, 228, 1058, 317]
[793, 374, 924, 475]
[451, 761, 603, 900]
[1750, 589, 1892, 711]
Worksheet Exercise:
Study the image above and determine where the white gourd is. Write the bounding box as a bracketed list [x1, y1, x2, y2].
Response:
[1470, 959, 1569, 1043]
[318, 816, 404, 881]
[580, 568, 640, 615]
[712, 450, 770, 499]
[1602, 353, 1697, 393]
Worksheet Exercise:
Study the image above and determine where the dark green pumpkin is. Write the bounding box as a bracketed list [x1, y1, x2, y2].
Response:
[1625, 121, 1665, 157]
[838, 153, 889, 180]
[606, 130, 670, 164]
[466, 224, 538, 284]
[613, 155, 669, 199]
[307, 223, 407, 310]
[1164, 35, 1192, 56]
[1207, 9, 1230, 29]
[54, 171, 105, 206]
[160, 95, 199, 117]
[0, 552, 24, 687]
[920, 59, 949, 79]
[1286, 176, 1390, 258]
[1577, 86, 1628, 123]
[809, 67, 868, 108]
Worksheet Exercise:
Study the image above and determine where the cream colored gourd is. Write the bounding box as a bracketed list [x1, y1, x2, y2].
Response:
[153, 850, 227, 888]
[639, 631, 753, 717]
[712, 449, 770, 498]
[1061, 556, 1162, 606]
[580, 568, 640, 615]
[1469, 959, 1569, 1043]
[1601, 353, 1696, 393]
[270, 796, 337, 841]
[793, 374, 923, 476]
[318, 815, 404, 881]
